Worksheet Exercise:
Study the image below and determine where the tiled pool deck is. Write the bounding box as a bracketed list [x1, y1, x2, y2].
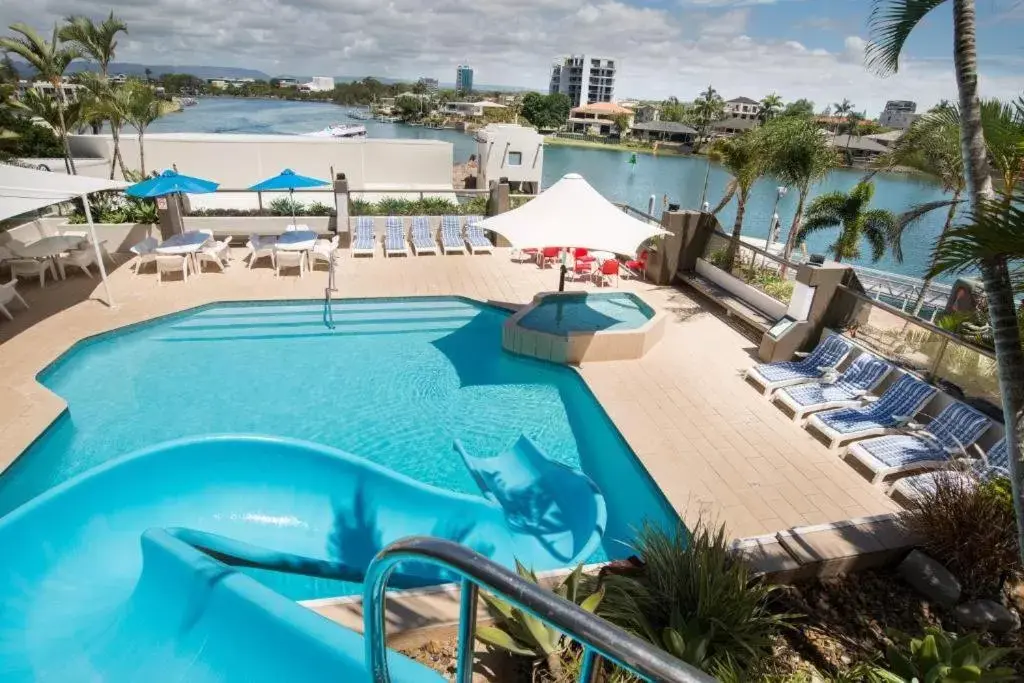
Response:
[0, 246, 897, 538]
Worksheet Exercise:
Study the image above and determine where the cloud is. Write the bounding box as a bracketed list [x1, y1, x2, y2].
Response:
[1, 0, 1020, 116]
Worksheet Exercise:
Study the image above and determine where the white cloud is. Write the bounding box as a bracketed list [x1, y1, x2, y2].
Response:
[1, 0, 1020, 116]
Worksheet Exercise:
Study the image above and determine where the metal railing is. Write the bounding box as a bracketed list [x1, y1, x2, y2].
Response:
[364, 537, 716, 683]
[848, 264, 951, 322]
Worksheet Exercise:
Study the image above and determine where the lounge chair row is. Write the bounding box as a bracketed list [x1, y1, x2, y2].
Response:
[745, 334, 1007, 501]
[351, 216, 492, 257]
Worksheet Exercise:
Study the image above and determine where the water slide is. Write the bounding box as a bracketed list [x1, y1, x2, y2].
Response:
[0, 434, 604, 682]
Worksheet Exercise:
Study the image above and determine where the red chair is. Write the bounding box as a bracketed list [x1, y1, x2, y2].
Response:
[595, 259, 620, 287]
[624, 249, 648, 279]
[573, 247, 595, 263]
[540, 246, 561, 268]
[572, 259, 594, 280]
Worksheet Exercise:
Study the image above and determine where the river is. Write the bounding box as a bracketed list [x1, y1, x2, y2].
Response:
[151, 97, 953, 281]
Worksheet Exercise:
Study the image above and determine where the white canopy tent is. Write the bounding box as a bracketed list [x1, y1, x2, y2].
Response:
[474, 173, 669, 256]
[0, 164, 129, 307]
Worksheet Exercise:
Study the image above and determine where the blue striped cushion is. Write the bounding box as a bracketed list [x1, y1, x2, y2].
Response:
[857, 435, 949, 469]
[866, 375, 935, 419]
[755, 335, 851, 383]
[841, 354, 891, 391]
[411, 216, 430, 238]
[924, 402, 989, 451]
[441, 215, 462, 233]
[411, 235, 435, 249]
[755, 361, 823, 384]
[352, 235, 374, 250]
[354, 216, 374, 237]
[782, 382, 860, 408]
[464, 215, 484, 227]
[985, 438, 1009, 471]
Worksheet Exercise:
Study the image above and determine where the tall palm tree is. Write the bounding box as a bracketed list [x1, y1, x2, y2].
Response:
[868, 0, 1024, 562]
[710, 133, 767, 269]
[0, 23, 82, 173]
[75, 72, 128, 178]
[833, 98, 853, 134]
[757, 93, 783, 123]
[797, 181, 899, 263]
[692, 85, 725, 153]
[123, 80, 163, 176]
[758, 116, 839, 263]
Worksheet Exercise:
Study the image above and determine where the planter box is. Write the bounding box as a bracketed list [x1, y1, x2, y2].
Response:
[184, 216, 336, 237]
[695, 258, 788, 319]
[55, 223, 157, 253]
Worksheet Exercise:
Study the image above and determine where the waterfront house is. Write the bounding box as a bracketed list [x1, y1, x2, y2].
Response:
[632, 104, 661, 124]
[474, 123, 544, 192]
[865, 130, 905, 148]
[828, 134, 889, 164]
[441, 101, 506, 117]
[725, 96, 759, 120]
[566, 101, 633, 136]
[15, 79, 82, 103]
[710, 116, 758, 137]
[629, 121, 696, 144]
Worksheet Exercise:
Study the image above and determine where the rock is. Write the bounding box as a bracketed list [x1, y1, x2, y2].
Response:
[1010, 581, 1024, 614]
[953, 600, 1021, 634]
[897, 550, 961, 608]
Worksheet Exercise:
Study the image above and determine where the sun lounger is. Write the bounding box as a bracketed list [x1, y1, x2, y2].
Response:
[845, 401, 991, 483]
[351, 216, 375, 257]
[889, 438, 1008, 500]
[745, 334, 853, 396]
[440, 215, 466, 255]
[464, 216, 492, 254]
[409, 216, 438, 255]
[805, 373, 938, 449]
[383, 217, 408, 257]
[772, 352, 892, 422]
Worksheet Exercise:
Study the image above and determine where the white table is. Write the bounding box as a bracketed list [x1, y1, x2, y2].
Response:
[12, 236, 88, 280]
[589, 250, 616, 263]
[156, 231, 211, 274]
[274, 230, 317, 251]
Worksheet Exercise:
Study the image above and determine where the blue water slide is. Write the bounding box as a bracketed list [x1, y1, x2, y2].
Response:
[0, 434, 601, 681]
[454, 434, 608, 565]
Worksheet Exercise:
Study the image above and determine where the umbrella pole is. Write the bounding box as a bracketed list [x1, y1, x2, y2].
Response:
[558, 264, 567, 292]
[290, 188, 296, 227]
[82, 192, 115, 308]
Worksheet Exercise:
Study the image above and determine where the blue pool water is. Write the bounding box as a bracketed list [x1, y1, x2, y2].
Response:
[519, 292, 655, 334]
[0, 298, 676, 585]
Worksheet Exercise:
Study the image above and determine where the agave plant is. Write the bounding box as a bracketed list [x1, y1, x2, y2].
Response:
[476, 562, 603, 677]
[871, 627, 1017, 682]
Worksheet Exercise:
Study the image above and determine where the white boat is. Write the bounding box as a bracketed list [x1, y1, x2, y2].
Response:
[303, 124, 368, 138]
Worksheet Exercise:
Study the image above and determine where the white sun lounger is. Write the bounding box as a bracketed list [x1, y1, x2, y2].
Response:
[889, 438, 1008, 501]
[804, 373, 938, 450]
[845, 401, 991, 483]
[464, 216, 492, 254]
[440, 215, 467, 255]
[383, 217, 409, 257]
[351, 217, 375, 257]
[744, 334, 853, 396]
[772, 352, 892, 422]
[409, 216, 438, 255]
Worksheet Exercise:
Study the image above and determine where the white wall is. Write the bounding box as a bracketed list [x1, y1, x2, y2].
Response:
[476, 125, 544, 188]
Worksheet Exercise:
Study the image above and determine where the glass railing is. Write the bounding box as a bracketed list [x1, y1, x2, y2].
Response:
[699, 230, 799, 305]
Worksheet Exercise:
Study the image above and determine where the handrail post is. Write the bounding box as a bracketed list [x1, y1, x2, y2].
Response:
[455, 579, 479, 683]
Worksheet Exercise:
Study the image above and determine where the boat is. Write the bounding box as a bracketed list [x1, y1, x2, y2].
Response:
[347, 108, 372, 121]
[303, 124, 367, 138]
[375, 114, 401, 123]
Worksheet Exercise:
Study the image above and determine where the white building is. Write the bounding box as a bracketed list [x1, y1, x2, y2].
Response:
[725, 96, 759, 120]
[549, 55, 616, 108]
[301, 76, 335, 93]
[14, 80, 82, 102]
[879, 100, 919, 129]
[475, 124, 544, 192]
[442, 101, 506, 117]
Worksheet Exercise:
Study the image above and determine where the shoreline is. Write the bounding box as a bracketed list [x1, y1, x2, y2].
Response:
[543, 136, 692, 157]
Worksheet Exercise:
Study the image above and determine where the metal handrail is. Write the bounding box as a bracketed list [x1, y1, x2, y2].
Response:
[363, 537, 716, 683]
[613, 202, 660, 224]
[709, 229, 801, 270]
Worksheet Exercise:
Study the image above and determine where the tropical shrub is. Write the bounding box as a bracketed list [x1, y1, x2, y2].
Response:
[417, 196, 459, 215]
[900, 471, 1020, 597]
[66, 191, 159, 224]
[459, 195, 489, 216]
[304, 201, 336, 216]
[476, 562, 603, 678]
[596, 520, 790, 677]
[870, 627, 1017, 682]
[268, 197, 304, 217]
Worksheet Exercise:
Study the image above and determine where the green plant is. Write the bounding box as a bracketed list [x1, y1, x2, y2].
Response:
[268, 196, 304, 217]
[417, 196, 459, 215]
[476, 562, 604, 677]
[374, 197, 416, 216]
[350, 198, 375, 216]
[596, 520, 790, 677]
[305, 200, 335, 216]
[707, 248, 730, 270]
[871, 627, 1017, 682]
[900, 470, 1020, 597]
[460, 195, 488, 215]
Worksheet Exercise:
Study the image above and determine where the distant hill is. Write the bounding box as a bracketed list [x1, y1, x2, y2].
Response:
[12, 59, 270, 81]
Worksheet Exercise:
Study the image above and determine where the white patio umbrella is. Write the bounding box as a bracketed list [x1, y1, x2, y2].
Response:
[0, 165, 129, 307]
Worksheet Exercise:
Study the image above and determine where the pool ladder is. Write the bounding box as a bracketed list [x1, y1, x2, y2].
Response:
[323, 246, 337, 330]
[364, 537, 717, 683]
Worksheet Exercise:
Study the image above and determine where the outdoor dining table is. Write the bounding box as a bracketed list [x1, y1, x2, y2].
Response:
[274, 230, 318, 251]
[12, 235, 89, 280]
[156, 231, 211, 273]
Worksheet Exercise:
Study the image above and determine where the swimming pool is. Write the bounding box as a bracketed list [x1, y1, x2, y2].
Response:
[518, 292, 655, 334]
[0, 298, 677, 597]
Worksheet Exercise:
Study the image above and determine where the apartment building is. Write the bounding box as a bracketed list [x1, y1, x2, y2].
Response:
[549, 55, 616, 108]
[456, 65, 474, 93]
[879, 100, 918, 129]
[725, 96, 759, 120]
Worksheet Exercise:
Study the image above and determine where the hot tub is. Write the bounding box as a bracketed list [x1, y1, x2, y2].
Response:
[503, 291, 666, 364]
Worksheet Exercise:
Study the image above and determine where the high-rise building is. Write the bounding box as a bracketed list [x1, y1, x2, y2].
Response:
[455, 65, 473, 93]
[549, 55, 616, 108]
[879, 100, 918, 129]
[417, 77, 439, 93]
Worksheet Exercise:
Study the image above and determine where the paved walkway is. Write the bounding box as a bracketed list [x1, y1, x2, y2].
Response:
[0, 246, 896, 537]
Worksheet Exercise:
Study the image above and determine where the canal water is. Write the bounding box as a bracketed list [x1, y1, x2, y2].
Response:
[150, 97, 954, 280]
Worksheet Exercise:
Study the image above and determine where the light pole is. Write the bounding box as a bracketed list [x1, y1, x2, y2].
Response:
[763, 186, 787, 269]
[698, 155, 712, 212]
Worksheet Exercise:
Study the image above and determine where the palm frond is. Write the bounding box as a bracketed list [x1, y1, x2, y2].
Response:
[862, 208, 900, 262]
[930, 193, 1024, 277]
[866, 0, 949, 76]
[895, 198, 963, 231]
[711, 180, 737, 215]
[794, 213, 839, 244]
[803, 190, 847, 219]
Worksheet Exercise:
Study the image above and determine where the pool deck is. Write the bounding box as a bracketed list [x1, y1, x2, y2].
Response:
[0, 246, 897, 539]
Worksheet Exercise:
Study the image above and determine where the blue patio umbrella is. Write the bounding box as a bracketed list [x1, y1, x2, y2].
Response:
[249, 169, 329, 226]
[124, 169, 219, 197]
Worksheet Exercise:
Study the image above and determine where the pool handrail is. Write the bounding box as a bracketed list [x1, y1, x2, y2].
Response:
[363, 536, 718, 683]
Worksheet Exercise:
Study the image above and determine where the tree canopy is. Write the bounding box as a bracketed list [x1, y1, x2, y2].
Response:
[520, 92, 571, 129]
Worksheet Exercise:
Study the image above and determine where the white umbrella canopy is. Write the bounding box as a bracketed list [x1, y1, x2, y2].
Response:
[474, 173, 669, 256]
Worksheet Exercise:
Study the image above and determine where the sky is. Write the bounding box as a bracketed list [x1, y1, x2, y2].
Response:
[1, 0, 1022, 116]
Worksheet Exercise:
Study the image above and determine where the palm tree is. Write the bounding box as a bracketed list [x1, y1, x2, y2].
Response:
[797, 181, 899, 263]
[757, 93, 783, 123]
[710, 133, 767, 269]
[123, 80, 163, 176]
[692, 85, 725, 153]
[75, 72, 128, 178]
[0, 23, 82, 173]
[833, 98, 853, 134]
[758, 116, 839, 263]
[869, 0, 1024, 562]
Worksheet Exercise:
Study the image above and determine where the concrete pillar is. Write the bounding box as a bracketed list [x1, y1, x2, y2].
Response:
[156, 193, 189, 240]
[758, 261, 853, 362]
[487, 180, 510, 216]
[333, 175, 350, 238]
[645, 210, 716, 286]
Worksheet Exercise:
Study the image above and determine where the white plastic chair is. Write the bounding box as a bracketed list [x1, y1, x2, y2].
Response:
[58, 242, 104, 278]
[8, 256, 56, 288]
[0, 279, 28, 320]
[309, 235, 339, 271]
[284, 224, 298, 232]
[129, 237, 159, 276]
[197, 237, 232, 273]
[275, 249, 305, 277]
[247, 234, 276, 269]
[155, 254, 190, 284]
